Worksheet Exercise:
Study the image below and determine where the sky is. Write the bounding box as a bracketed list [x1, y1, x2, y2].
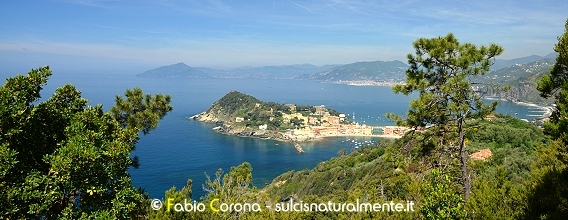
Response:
[1, 0, 567, 73]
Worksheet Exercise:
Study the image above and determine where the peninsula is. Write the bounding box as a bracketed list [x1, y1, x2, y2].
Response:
[190, 91, 407, 152]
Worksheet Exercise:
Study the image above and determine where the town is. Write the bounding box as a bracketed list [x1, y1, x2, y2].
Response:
[234, 104, 410, 142]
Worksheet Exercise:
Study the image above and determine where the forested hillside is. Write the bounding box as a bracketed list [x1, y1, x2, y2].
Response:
[481, 58, 556, 105]
[295, 60, 408, 82]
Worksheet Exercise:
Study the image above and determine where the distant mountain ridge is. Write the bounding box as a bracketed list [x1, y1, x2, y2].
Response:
[492, 53, 557, 70]
[137, 62, 209, 78]
[482, 58, 555, 84]
[137, 63, 337, 79]
[295, 60, 408, 82]
[205, 64, 337, 79]
[137, 53, 556, 84]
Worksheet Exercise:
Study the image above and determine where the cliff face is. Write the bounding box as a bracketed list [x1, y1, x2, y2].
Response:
[499, 82, 533, 101]
[194, 108, 230, 123]
[212, 124, 284, 140]
[493, 69, 555, 105]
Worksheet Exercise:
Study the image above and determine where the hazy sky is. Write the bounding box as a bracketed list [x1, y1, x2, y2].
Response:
[1, 0, 567, 72]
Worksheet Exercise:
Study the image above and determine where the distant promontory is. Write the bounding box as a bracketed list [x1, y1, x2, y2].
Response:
[137, 62, 209, 78]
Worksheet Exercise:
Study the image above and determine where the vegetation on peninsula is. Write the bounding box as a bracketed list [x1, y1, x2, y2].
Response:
[193, 90, 350, 141]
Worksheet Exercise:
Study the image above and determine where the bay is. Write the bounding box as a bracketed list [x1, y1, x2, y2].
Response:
[3, 71, 544, 200]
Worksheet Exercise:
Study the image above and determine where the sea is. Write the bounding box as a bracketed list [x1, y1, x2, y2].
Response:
[1, 71, 546, 200]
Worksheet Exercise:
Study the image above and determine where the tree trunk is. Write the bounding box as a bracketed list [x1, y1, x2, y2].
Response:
[458, 117, 471, 199]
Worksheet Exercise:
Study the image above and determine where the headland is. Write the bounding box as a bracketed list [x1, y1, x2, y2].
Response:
[189, 91, 408, 152]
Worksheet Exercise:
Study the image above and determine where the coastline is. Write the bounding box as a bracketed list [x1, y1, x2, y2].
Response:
[513, 101, 554, 119]
[188, 115, 402, 153]
[312, 133, 401, 140]
[329, 80, 403, 87]
[484, 97, 553, 119]
[210, 127, 402, 153]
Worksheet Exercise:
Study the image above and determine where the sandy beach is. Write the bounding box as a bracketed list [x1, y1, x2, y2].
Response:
[313, 133, 402, 140]
[512, 101, 553, 118]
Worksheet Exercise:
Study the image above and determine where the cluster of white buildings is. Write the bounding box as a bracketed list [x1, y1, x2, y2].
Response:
[279, 105, 374, 141]
[232, 103, 411, 140]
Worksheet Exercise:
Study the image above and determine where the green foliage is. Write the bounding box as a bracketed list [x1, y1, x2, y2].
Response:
[212, 91, 261, 115]
[264, 140, 415, 203]
[206, 91, 348, 132]
[466, 115, 547, 152]
[467, 166, 526, 219]
[523, 139, 568, 219]
[294, 105, 312, 116]
[389, 33, 503, 127]
[420, 169, 467, 220]
[0, 66, 172, 219]
[289, 116, 304, 128]
[537, 19, 568, 143]
[148, 162, 275, 220]
[387, 33, 504, 199]
[527, 18, 568, 219]
[149, 179, 193, 220]
[110, 88, 172, 135]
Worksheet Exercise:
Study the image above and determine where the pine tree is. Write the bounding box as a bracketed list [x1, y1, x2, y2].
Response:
[537, 18, 568, 144]
[388, 33, 503, 199]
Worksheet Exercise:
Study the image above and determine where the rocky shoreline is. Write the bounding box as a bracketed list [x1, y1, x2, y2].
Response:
[189, 112, 306, 153]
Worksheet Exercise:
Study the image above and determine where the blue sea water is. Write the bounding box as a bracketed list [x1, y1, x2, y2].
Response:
[1, 71, 544, 200]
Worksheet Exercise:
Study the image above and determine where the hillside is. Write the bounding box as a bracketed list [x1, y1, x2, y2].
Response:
[136, 57, 558, 105]
[478, 58, 556, 105]
[481, 58, 554, 84]
[491, 54, 553, 70]
[192, 90, 263, 123]
[296, 60, 408, 82]
[496, 69, 555, 105]
[263, 115, 546, 198]
[138, 60, 408, 82]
